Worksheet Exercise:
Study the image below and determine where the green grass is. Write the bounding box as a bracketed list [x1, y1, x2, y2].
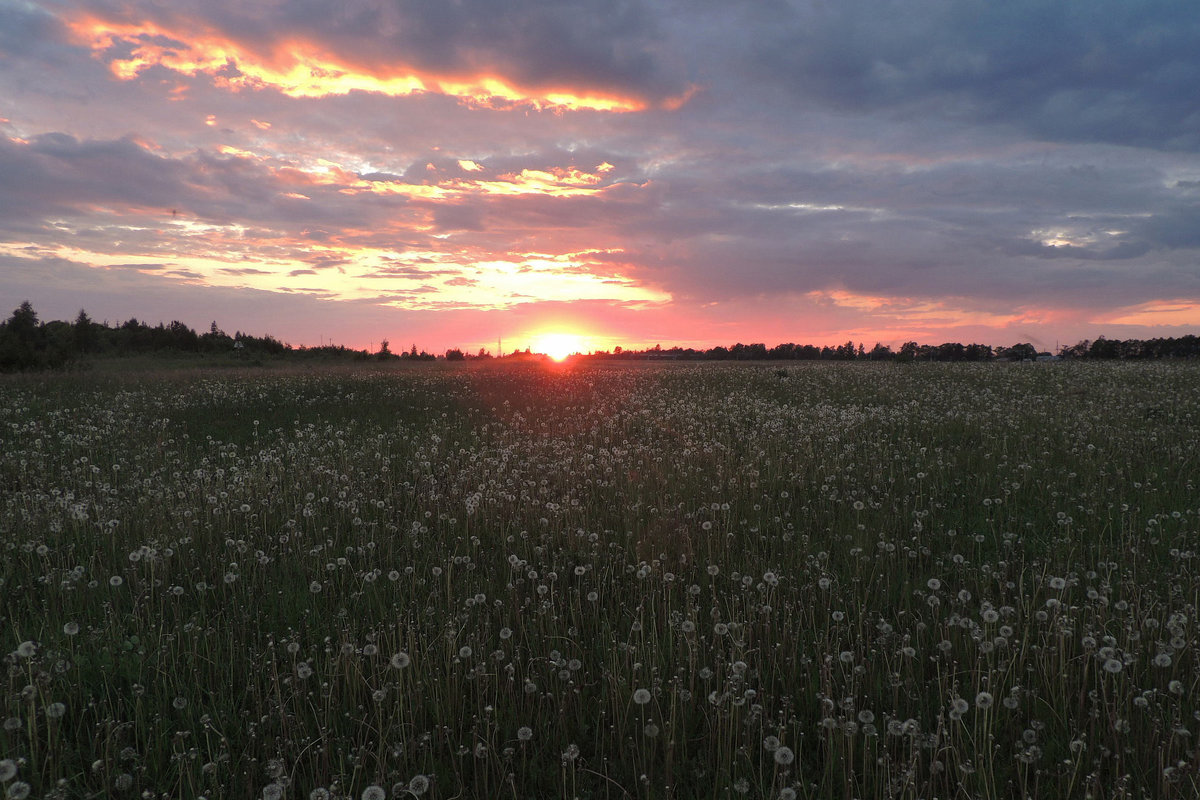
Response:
[2, 360, 1199, 799]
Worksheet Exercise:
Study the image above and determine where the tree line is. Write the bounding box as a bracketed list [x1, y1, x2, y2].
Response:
[1, 301, 1198, 372]
[587, 337, 1200, 362]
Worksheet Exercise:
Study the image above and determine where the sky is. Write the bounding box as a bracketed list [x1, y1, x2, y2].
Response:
[2, 0, 1199, 354]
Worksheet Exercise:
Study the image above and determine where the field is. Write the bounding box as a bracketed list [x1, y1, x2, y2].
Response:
[2, 360, 1199, 799]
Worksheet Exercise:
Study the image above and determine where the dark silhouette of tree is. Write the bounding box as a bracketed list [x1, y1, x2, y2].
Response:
[73, 309, 98, 353]
[868, 343, 893, 360]
[0, 301, 45, 371]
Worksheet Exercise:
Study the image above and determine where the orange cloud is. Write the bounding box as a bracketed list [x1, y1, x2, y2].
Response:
[65, 13, 652, 112]
[1101, 300, 1200, 327]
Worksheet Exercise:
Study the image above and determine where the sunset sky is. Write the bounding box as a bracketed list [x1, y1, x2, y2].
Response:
[2, 0, 1199, 353]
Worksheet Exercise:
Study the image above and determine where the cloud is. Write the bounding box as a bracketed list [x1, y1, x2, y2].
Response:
[55, 0, 694, 110]
[741, 0, 1200, 150]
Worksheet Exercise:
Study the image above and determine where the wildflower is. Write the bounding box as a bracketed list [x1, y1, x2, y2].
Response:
[6, 783, 31, 800]
[562, 744, 580, 761]
[774, 746, 795, 765]
[763, 735, 780, 751]
[517, 726, 533, 741]
[975, 692, 994, 709]
[262, 784, 284, 800]
[46, 702, 66, 719]
[390, 652, 411, 669]
[1103, 658, 1124, 674]
[407, 774, 430, 795]
[15, 641, 35, 658]
[361, 785, 386, 800]
[633, 688, 652, 705]
[0, 760, 15, 781]
[63, 622, 79, 636]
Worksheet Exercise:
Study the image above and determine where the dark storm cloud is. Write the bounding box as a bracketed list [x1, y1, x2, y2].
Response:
[54, 0, 688, 103]
[744, 0, 1200, 151]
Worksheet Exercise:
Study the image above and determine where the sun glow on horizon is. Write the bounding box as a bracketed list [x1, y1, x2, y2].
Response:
[530, 331, 587, 361]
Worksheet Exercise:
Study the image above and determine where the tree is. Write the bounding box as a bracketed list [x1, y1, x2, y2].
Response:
[1000, 343, 1037, 361]
[936, 342, 966, 361]
[868, 342, 893, 360]
[7, 301, 39, 341]
[0, 302, 46, 370]
[73, 309, 98, 353]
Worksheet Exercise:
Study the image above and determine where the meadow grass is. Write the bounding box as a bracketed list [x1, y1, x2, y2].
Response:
[2, 360, 1198, 799]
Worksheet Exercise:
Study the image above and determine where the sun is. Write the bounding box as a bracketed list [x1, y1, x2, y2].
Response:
[532, 332, 585, 361]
